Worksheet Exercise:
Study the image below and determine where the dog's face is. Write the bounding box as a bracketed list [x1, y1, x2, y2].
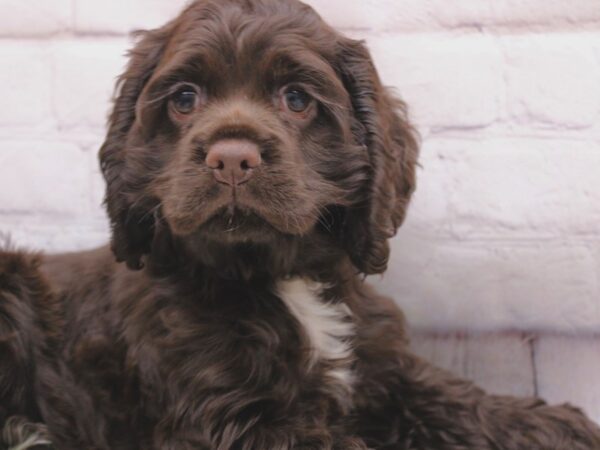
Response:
[100, 0, 418, 277]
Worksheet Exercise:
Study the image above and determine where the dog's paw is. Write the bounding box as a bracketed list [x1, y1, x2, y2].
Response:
[1, 416, 53, 450]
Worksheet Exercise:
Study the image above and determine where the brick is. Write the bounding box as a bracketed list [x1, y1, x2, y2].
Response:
[412, 138, 600, 237]
[51, 38, 129, 130]
[0, 42, 54, 128]
[411, 332, 535, 397]
[0, 220, 110, 254]
[75, 140, 108, 220]
[303, 0, 414, 31]
[399, 142, 451, 233]
[365, 34, 503, 129]
[74, 1, 600, 35]
[72, 0, 600, 34]
[433, 0, 600, 30]
[91, 155, 107, 219]
[0, 0, 72, 37]
[485, 0, 600, 28]
[374, 238, 599, 332]
[303, 0, 600, 31]
[504, 33, 600, 128]
[0, 140, 91, 216]
[534, 335, 600, 424]
[74, 0, 188, 34]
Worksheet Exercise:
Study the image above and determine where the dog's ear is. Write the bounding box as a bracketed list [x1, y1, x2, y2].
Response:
[99, 25, 173, 270]
[337, 39, 419, 275]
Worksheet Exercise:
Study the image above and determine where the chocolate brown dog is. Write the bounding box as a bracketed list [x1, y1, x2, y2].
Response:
[1, 1, 600, 448]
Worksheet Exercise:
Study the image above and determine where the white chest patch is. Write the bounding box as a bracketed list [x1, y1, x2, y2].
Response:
[276, 277, 355, 388]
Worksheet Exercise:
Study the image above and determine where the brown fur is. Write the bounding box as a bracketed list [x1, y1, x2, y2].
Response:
[1, 1, 600, 449]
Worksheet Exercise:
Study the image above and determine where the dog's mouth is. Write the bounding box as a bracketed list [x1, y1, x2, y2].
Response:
[196, 205, 283, 243]
[165, 191, 319, 243]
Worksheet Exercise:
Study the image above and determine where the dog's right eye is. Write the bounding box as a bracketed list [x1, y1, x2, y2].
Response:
[170, 85, 200, 115]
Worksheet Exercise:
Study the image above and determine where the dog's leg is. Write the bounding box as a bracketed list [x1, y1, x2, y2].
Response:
[0, 251, 43, 427]
[1, 416, 53, 450]
[153, 406, 372, 450]
[0, 251, 54, 450]
[355, 352, 600, 449]
[1, 250, 113, 450]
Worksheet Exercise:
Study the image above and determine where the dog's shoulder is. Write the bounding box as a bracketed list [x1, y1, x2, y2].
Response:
[39, 245, 118, 292]
[0, 244, 45, 294]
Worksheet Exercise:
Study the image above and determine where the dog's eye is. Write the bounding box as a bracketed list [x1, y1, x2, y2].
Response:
[170, 85, 200, 115]
[283, 88, 312, 113]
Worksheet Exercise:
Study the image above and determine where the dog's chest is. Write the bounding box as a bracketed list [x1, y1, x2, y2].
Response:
[275, 278, 356, 392]
[123, 277, 358, 421]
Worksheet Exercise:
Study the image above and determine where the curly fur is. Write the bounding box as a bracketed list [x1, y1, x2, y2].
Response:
[1, 0, 599, 449]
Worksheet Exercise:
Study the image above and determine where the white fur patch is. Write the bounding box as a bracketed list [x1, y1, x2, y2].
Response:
[276, 278, 355, 387]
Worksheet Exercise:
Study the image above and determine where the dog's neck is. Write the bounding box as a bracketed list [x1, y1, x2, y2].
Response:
[144, 226, 354, 284]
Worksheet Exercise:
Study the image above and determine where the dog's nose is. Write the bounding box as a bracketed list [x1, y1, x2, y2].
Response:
[205, 139, 261, 186]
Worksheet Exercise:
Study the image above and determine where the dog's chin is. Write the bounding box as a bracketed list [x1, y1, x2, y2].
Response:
[169, 206, 308, 279]
[195, 206, 286, 244]
[168, 202, 314, 245]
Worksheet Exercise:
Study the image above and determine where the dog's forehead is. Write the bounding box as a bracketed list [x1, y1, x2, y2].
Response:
[146, 0, 346, 100]
[166, 0, 339, 72]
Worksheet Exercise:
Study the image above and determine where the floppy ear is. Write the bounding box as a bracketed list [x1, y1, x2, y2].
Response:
[99, 25, 173, 270]
[337, 39, 419, 275]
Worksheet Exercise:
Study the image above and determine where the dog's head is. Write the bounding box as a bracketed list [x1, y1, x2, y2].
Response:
[99, 0, 418, 277]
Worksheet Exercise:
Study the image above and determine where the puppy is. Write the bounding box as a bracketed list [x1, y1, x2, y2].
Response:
[1, 0, 599, 449]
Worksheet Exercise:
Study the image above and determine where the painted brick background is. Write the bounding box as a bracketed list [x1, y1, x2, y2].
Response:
[0, 0, 599, 422]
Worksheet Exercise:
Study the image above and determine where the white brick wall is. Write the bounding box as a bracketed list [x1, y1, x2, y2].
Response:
[0, 0, 599, 422]
[0, 0, 73, 37]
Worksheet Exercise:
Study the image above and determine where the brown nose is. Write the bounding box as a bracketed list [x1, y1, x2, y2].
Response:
[205, 139, 261, 186]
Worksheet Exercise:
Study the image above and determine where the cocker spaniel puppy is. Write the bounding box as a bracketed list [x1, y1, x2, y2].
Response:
[1, 0, 599, 449]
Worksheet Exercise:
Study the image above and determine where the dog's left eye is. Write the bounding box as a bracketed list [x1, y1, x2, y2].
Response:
[283, 87, 312, 113]
[170, 85, 200, 115]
